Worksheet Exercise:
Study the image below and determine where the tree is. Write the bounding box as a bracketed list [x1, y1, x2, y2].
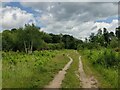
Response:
[22, 24, 45, 53]
[97, 28, 102, 36]
[49, 34, 61, 43]
[2, 23, 86, 51]
[42, 33, 52, 43]
[103, 28, 110, 47]
[109, 37, 118, 48]
[89, 33, 95, 42]
[62, 35, 77, 49]
[109, 32, 114, 37]
[116, 26, 120, 40]
[2, 30, 14, 51]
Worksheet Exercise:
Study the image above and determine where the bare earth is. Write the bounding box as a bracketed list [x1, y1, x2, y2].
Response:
[45, 52, 98, 89]
[79, 56, 98, 88]
[45, 55, 73, 88]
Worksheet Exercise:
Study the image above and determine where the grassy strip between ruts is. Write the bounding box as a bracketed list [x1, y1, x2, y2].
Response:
[62, 50, 81, 88]
[2, 50, 69, 88]
[79, 49, 118, 88]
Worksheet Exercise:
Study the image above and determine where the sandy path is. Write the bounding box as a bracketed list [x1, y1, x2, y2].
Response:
[78, 56, 98, 88]
[45, 55, 73, 88]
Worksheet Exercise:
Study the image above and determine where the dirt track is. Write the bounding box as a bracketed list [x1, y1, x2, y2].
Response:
[45, 52, 98, 89]
[79, 56, 98, 88]
[45, 55, 73, 88]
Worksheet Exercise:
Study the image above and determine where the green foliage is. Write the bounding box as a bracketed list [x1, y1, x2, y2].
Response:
[2, 24, 120, 52]
[62, 35, 82, 49]
[79, 49, 119, 88]
[83, 49, 119, 68]
[2, 24, 46, 52]
[47, 43, 65, 50]
[2, 50, 69, 88]
[2, 24, 82, 52]
[109, 37, 118, 48]
[116, 26, 120, 40]
[95, 50, 118, 68]
[79, 27, 119, 50]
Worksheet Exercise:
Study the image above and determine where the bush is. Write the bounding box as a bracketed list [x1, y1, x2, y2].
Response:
[95, 50, 118, 68]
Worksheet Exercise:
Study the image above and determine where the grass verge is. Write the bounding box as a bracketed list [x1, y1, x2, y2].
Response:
[79, 49, 118, 88]
[61, 50, 81, 88]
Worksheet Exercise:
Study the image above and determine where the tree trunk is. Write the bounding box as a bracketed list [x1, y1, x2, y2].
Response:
[30, 41, 33, 54]
[28, 41, 33, 54]
[24, 41, 27, 53]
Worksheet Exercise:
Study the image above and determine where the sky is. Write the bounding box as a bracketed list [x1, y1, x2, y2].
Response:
[0, 0, 119, 40]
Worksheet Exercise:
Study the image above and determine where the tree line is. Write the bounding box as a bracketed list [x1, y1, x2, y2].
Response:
[1, 24, 120, 53]
[2, 24, 83, 53]
[78, 27, 120, 50]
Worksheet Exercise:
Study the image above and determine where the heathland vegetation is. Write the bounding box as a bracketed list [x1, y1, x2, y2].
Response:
[1, 24, 120, 88]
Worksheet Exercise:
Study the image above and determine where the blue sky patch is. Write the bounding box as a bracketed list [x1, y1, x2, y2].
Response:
[3, 2, 38, 17]
[95, 16, 118, 23]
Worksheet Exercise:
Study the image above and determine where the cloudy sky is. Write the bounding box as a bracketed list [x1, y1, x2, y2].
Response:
[0, 0, 119, 39]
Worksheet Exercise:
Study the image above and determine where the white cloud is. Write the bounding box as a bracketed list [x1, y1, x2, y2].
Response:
[34, 2, 118, 39]
[0, 3, 2, 31]
[20, 2, 118, 22]
[94, 20, 118, 33]
[2, 0, 120, 2]
[1, 6, 36, 30]
[40, 18, 118, 40]
[1, 2, 118, 39]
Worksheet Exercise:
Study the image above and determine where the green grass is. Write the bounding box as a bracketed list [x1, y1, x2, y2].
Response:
[79, 49, 118, 88]
[2, 50, 69, 88]
[0, 54, 1, 89]
[62, 50, 81, 88]
[4, 49, 117, 88]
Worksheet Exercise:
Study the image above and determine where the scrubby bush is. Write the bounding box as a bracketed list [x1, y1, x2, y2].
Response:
[94, 49, 118, 68]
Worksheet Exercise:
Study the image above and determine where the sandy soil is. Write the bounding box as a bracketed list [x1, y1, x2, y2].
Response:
[45, 51, 98, 89]
[45, 55, 73, 88]
[78, 56, 98, 88]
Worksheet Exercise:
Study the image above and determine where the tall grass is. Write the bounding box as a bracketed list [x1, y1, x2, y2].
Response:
[79, 49, 119, 88]
[94, 49, 119, 68]
[2, 50, 69, 88]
